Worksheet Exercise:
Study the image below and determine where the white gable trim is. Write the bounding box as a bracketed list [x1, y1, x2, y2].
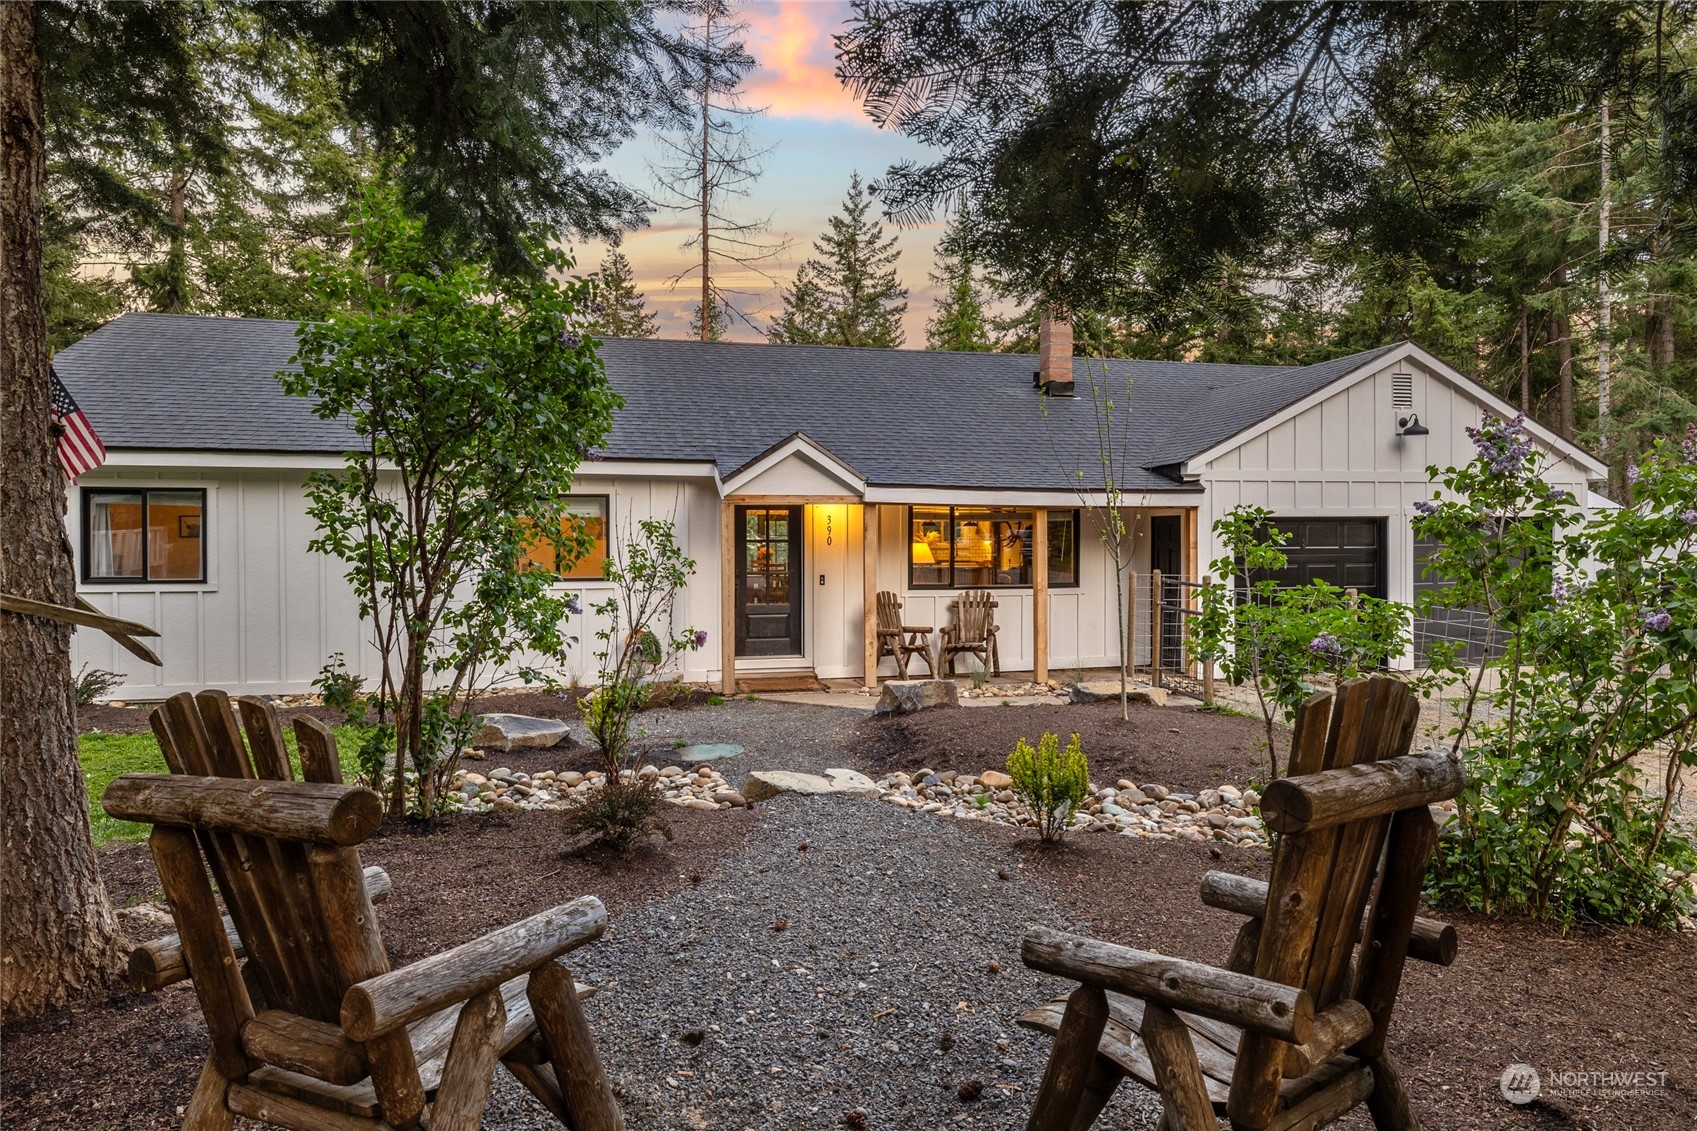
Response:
[720, 433, 866, 497]
[1178, 342, 1609, 480]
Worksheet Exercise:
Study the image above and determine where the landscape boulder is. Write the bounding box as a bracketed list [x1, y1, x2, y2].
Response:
[742, 767, 881, 802]
[873, 679, 960, 717]
[474, 713, 570, 752]
[979, 769, 1014, 789]
[1069, 680, 1169, 707]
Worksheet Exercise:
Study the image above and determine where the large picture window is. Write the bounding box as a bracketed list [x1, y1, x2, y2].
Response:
[518, 496, 610, 581]
[83, 488, 206, 583]
[908, 506, 1080, 589]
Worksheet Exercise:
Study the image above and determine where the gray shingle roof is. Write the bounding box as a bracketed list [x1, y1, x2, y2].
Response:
[54, 312, 1399, 492]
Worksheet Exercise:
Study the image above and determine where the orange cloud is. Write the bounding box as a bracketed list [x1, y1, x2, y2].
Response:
[741, 1, 868, 124]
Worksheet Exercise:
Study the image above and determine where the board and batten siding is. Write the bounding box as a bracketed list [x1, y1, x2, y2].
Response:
[1192, 355, 1596, 667]
[70, 466, 725, 700]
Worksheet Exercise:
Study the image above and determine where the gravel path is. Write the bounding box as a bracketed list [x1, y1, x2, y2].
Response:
[483, 791, 1164, 1130]
[550, 699, 878, 779]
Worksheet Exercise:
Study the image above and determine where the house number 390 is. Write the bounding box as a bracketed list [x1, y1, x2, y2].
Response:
[824, 515, 833, 545]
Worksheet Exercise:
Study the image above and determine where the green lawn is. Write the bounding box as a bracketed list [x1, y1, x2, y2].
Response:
[80, 725, 372, 844]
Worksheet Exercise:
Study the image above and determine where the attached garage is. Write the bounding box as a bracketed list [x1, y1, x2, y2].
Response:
[1254, 518, 1386, 598]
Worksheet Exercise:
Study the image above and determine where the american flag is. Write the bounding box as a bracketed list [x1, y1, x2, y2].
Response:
[50, 367, 106, 480]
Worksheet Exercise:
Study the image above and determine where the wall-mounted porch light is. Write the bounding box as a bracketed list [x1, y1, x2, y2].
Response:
[1397, 413, 1430, 437]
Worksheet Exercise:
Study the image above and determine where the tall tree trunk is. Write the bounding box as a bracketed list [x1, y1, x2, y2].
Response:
[1596, 93, 1611, 453]
[1519, 306, 1530, 413]
[1550, 261, 1575, 440]
[1, 0, 124, 1018]
[698, 3, 711, 343]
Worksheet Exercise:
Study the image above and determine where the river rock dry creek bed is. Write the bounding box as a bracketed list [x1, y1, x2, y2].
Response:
[5, 696, 1693, 1129]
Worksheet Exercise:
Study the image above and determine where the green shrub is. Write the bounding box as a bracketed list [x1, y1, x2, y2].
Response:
[1415, 417, 1697, 928]
[312, 653, 367, 724]
[1007, 731, 1089, 843]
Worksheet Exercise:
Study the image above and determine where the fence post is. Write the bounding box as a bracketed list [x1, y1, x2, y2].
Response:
[1201, 574, 1215, 705]
[1126, 570, 1138, 678]
[1150, 568, 1163, 689]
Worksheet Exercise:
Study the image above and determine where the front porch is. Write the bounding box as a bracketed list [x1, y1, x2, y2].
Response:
[713, 490, 1201, 696]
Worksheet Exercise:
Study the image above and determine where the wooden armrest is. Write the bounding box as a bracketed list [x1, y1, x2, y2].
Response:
[903, 625, 933, 634]
[129, 865, 392, 991]
[242, 1010, 369, 1084]
[1259, 750, 1463, 833]
[1198, 872, 1457, 967]
[1021, 926, 1312, 1044]
[341, 896, 606, 1041]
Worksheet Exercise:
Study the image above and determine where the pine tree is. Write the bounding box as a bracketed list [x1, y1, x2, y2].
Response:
[770, 173, 907, 347]
[586, 249, 659, 338]
[689, 296, 730, 341]
[925, 207, 992, 351]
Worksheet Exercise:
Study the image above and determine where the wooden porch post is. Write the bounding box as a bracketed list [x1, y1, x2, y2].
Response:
[720, 498, 735, 696]
[862, 503, 879, 688]
[1032, 507, 1048, 685]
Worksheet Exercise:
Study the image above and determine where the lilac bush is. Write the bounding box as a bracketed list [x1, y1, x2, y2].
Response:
[1416, 413, 1697, 927]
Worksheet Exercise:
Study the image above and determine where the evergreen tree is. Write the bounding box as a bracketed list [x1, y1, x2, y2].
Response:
[689, 296, 730, 341]
[770, 174, 907, 347]
[925, 207, 992, 351]
[587, 249, 660, 338]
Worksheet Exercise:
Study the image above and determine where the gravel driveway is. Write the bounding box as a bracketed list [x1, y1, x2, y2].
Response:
[483, 789, 1165, 1130]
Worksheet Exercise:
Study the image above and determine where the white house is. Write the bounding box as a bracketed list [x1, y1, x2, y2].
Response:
[55, 313, 1607, 700]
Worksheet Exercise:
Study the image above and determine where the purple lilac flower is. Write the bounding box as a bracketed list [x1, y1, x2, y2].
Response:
[1683, 424, 1697, 464]
[692, 629, 709, 650]
[560, 331, 582, 348]
[1412, 499, 1438, 516]
[565, 595, 583, 616]
[1681, 509, 1697, 525]
[1626, 465, 1640, 485]
[1464, 412, 1535, 476]
[1550, 576, 1571, 605]
[1643, 609, 1673, 633]
[1308, 633, 1344, 659]
[589, 300, 607, 315]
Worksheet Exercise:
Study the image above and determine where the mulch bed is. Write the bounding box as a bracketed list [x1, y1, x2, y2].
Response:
[857, 699, 1280, 793]
[0, 807, 755, 1131]
[964, 819, 1697, 1130]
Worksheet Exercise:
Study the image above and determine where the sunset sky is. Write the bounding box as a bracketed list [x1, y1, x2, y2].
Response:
[575, 0, 950, 345]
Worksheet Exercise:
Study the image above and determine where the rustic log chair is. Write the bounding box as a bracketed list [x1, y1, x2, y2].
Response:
[875, 590, 936, 678]
[940, 589, 1001, 676]
[105, 690, 625, 1131]
[1016, 677, 1462, 1131]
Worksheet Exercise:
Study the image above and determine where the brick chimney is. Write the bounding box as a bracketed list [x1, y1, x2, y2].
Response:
[1036, 306, 1074, 396]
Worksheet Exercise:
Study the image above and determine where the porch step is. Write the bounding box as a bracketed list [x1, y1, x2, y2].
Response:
[736, 671, 825, 694]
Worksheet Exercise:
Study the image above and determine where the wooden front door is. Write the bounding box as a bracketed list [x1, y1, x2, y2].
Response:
[735, 505, 804, 657]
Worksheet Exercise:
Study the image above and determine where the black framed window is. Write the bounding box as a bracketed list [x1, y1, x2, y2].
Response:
[82, 488, 207, 583]
[908, 506, 1080, 589]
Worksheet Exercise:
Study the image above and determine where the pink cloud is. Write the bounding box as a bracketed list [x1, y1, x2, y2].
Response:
[741, 1, 868, 124]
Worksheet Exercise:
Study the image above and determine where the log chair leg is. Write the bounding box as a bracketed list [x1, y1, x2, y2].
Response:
[503, 1059, 573, 1124]
[1068, 1054, 1126, 1131]
[1024, 984, 1109, 1131]
[1140, 1003, 1216, 1131]
[181, 1058, 235, 1131]
[530, 960, 624, 1131]
[430, 988, 507, 1131]
[1226, 918, 1263, 976]
[1364, 1050, 1420, 1131]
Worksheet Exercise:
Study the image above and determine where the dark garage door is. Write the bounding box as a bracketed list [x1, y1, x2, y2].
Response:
[1249, 518, 1385, 598]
